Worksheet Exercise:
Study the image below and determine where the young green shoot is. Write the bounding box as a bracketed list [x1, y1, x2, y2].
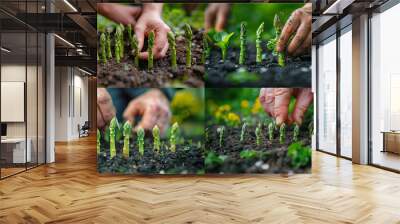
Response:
[148, 31, 155, 70]
[239, 22, 247, 65]
[123, 121, 132, 158]
[268, 122, 275, 141]
[131, 35, 139, 67]
[115, 25, 124, 59]
[293, 124, 300, 142]
[106, 27, 113, 59]
[137, 127, 145, 156]
[256, 22, 264, 64]
[100, 33, 107, 64]
[240, 122, 247, 142]
[153, 125, 161, 153]
[97, 129, 101, 154]
[109, 117, 118, 158]
[167, 31, 177, 70]
[118, 24, 125, 57]
[183, 23, 193, 68]
[211, 31, 235, 62]
[170, 122, 179, 152]
[279, 123, 286, 144]
[255, 123, 262, 146]
[127, 24, 133, 44]
[202, 33, 210, 64]
[217, 126, 225, 147]
[267, 14, 285, 67]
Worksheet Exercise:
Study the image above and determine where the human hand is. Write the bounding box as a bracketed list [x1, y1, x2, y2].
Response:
[276, 3, 312, 56]
[134, 5, 171, 60]
[204, 3, 231, 31]
[259, 88, 313, 126]
[97, 88, 116, 129]
[97, 3, 142, 25]
[123, 89, 171, 135]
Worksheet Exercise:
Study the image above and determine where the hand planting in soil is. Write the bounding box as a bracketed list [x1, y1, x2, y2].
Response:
[267, 14, 285, 67]
[167, 31, 177, 70]
[256, 22, 264, 64]
[279, 123, 286, 144]
[169, 122, 179, 152]
[239, 22, 247, 65]
[153, 125, 161, 153]
[183, 23, 193, 68]
[123, 121, 132, 158]
[147, 31, 155, 70]
[137, 127, 145, 156]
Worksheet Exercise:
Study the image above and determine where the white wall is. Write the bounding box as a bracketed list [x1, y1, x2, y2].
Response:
[54, 66, 89, 141]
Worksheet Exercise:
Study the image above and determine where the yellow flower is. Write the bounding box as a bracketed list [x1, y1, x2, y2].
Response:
[171, 90, 201, 122]
[241, 100, 249, 109]
[227, 112, 240, 126]
[251, 97, 262, 114]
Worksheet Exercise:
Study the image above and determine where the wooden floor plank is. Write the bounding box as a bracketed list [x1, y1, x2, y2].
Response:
[0, 135, 400, 223]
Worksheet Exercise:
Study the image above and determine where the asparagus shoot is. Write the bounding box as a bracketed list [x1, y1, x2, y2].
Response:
[137, 127, 145, 156]
[153, 125, 161, 153]
[170, 122, 179, 152]
[256, 22, 264, 64]
[240, 122, 247, 142]
[279, 123, 286, 144]
[148, 31, 155, 70]
[109, 117, 118, 158]
[239, 22, 247, 65]
[100, 33, 107, 64]
[123, 121, 132, 158]
[167, 31, 177, 70]
[183, 23, 193, 68]
[131, 35, 139, 67]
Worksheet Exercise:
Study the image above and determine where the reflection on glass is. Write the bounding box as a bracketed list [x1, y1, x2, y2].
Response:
[317, 36, 337, 154]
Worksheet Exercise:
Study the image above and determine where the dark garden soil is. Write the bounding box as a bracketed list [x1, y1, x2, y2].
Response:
[205, 124, 311, 174]
[97, 30, 205, 88]
[205, 43, 311, 88]
[97, 137, 204, 175]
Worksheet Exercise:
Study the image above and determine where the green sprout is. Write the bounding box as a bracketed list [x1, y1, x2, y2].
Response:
[267, 14, 286, 67]
[256, 22, 264, 64]
[131, 35, 139, 67]
[97, 129, 101, 155]
[100, 33, 107, 64]
[109, 117, 118, 158]
[268, 122, 275, 141]
[240, 122, 247, 142]
[137, 127, 145, 156]
[170, 122, 179, 152]
[293, 124, 300, 142]
[211, 31, 235, 62]
[279, 123, 286, 144]
[123, 121, 132, 158]
[217, 126, 225, 147]
[255, 123, 262, 146]
[202, 33, 210, 64]
[239, 22, 247, 65]
[183, 23, 193, 68]
[127, 24, 133, 44]
[115, 25, 124, 59]
[106, 32, 112, 59]
[148, 31, 155, 70]
[153, 125, 161, 153]
[118, 24, 125, 57]
[167, 31, 177, 70]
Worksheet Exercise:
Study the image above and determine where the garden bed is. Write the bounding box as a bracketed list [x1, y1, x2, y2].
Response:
[205, 124, 311, 174]
[98, 137, 204, 175]
[205, 44, 311, 88]
[97, 30, 205, 88]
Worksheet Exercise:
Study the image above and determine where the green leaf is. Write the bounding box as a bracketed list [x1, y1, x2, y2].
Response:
[240, 150, 259, 160]
[287, 142, 311, 169]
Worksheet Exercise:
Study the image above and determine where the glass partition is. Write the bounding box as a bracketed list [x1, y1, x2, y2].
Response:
[370, 3, 400, 171]
[317, 35, 337, 154]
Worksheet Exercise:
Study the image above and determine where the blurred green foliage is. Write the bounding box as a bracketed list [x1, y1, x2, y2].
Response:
[287, 142, 312, 169]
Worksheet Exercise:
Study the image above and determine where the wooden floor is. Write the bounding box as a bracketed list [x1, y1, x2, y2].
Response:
[1, 136, 400, 223]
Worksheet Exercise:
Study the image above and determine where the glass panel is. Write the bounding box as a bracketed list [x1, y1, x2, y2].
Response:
[339, 28, 352, 158]
[1, 30, 27, 177]
[317, 36, 337, 154]
[38, 32, 45, 165]
[27, 31, 38, 169]
[371, 4, 400, 171]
